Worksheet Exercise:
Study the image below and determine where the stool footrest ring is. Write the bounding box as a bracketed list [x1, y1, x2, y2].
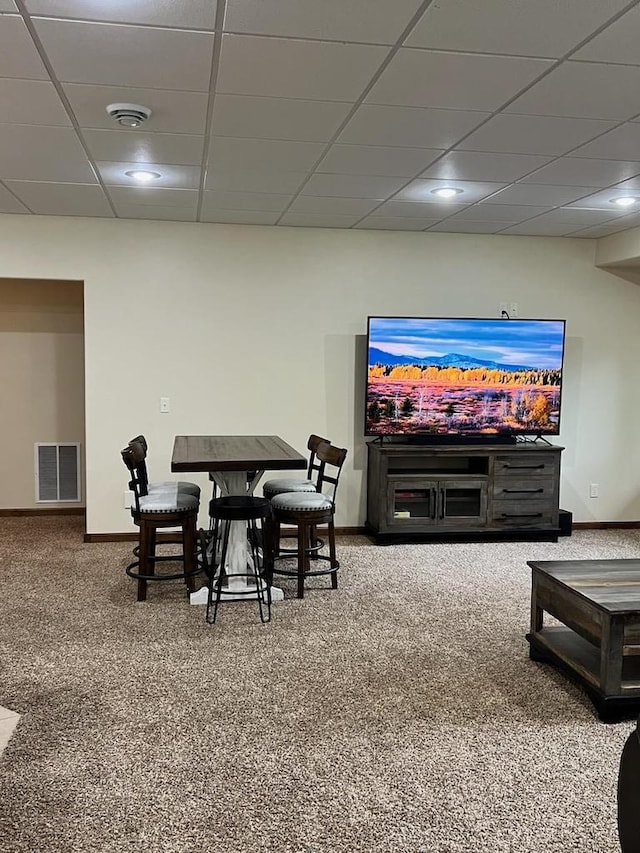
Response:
[272, 554, 339, 580]
[126, 558, 202, 583]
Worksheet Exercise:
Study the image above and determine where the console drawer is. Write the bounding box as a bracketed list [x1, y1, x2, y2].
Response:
[491, 498, 556, 527]
[494, 454, 557, 478]
[492, 476, 556, 500]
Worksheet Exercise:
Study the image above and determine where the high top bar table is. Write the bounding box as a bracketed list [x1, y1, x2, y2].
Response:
[171, 435, 306, 605]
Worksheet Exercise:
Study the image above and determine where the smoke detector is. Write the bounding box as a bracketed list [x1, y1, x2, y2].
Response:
[106, 103, 152, 128]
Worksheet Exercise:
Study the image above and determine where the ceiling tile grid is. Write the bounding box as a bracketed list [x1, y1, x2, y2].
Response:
[1, 0, 640, 238]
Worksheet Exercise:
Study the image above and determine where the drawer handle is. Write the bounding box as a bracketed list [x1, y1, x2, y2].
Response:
[500, 512, 543, 519]
[502, 488, 544, 494]
[502, 463, 545, 470]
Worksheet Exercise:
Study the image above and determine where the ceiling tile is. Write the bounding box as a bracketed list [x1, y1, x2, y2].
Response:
[317, 144, 443, 177]
[96, 161, 201, 189]
[217, 34, 389, 101]
[420, 151, 552, 182]
[374, 200, 466, 218]
[300, 174, 406, 198]
[200, 208, 280, 225]
[287, 196, 382, 216]
[0, 79, 70, 126]
[224, 0, 422, 43]
[429, 220, 515, 234]
[506, 61, 640, 121]
[211, 95, 352, 142]
[394, 179, 506, 204]
[609, 176, 640, 191]
[64, 84, 209, 134]
[485, 184, 596, 206]
[405, 0, 631, 58]
[83, 129, 204, 166]
[0, 125, 95, 182]
[208, 137, 325, 173]
[0, 2, 18, 10]
[574, 5, 640, 64]
[500, 220, 580, 236]
[279, 212, 360, 228]
[520, 157, 640, 187]
[205, 170, 307, 194]
[339, 105, 489, 149]
[570, 220, 639, 238]
[5, 181, 113, 216]
[366, 49, 552, 111]
[24, 0, 217, 28]
[109, 187, 198, 208]
[201, 190, 292, 213]
[571, 123, 640, 160]
[33, 19, 214, 90]
[514, 207, 628, 227]
[565, 188, 640, 210]
[0, 184, 29, 213]
[601, 211, 640, 228]
[354, 216, 437, 230]
[0, 16, 48, 79]
[116, 204, 197, 222]
[451, 204, 550, 221]
[459, 114, 616, 155]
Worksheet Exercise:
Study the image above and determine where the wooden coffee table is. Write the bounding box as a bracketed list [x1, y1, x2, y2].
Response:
[527, 559, 640, 722]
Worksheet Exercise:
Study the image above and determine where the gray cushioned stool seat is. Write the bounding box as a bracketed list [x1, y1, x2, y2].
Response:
[270, 491, 333, 512]
[263, 478, 316, 500]
[149, 481, 201, 498]
[139, 489, 199, 513]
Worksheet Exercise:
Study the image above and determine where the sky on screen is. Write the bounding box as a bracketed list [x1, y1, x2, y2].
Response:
[368, 317, 565, 370]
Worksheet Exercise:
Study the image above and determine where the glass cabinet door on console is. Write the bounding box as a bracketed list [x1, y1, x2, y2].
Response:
[387, 477, 488, 529]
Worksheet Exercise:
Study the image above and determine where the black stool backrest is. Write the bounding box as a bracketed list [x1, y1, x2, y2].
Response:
[121, 440, 149, 511]
[129, 434, 148, 453]
[128, 434, 151, 493]
[315, 442, 347, 504]
[307, 433, 330, 482]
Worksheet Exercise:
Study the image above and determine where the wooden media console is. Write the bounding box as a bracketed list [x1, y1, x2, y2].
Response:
[366, 440, 563, 543]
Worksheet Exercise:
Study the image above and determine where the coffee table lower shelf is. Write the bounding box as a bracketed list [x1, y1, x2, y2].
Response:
[527, 626, 640, 723]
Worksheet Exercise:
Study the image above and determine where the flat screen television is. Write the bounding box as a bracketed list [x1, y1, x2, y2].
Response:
[365, 316, 566, 439]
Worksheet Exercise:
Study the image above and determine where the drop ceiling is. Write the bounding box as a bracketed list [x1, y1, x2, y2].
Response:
[4, 0, 640, 237]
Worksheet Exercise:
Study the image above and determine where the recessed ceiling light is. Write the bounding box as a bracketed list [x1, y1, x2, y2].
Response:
[125, 170, 161, 183]
[431, 187, 464, 199]
[611, 196, 638, 208]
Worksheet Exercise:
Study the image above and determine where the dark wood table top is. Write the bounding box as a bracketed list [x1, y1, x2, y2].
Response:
[528, 559, 640, 614]
[171, 435, 306, 473]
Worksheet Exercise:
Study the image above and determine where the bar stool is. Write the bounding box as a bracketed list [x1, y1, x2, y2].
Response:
[270, 443, 347, 599]
[263, 434, 330, 558]
[203, 495, 274, 625]
[126, 435, 201, 565]
[262, 434, 329, 500]
[121, 442, 200, 602]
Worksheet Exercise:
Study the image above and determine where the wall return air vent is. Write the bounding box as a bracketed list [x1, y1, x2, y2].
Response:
[35, 443, 81, 503]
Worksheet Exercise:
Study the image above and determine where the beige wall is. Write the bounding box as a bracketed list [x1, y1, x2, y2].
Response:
[0, 277, 84, 509]
[0, 213, 638, 532]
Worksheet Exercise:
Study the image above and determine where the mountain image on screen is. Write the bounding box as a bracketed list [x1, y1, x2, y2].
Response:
[368, 347, 534, 372]
[365, 317, 566, 438]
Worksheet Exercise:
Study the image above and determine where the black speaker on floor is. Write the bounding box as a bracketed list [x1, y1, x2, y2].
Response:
[559, 509, 572, 536]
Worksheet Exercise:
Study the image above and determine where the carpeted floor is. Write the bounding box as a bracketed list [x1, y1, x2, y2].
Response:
[0, 517, 637, 853]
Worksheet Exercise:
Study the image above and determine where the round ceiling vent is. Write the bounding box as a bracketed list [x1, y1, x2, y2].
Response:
[106, 103, 152, 128]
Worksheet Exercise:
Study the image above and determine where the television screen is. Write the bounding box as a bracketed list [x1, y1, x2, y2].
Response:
[365, 316, 566, 438]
